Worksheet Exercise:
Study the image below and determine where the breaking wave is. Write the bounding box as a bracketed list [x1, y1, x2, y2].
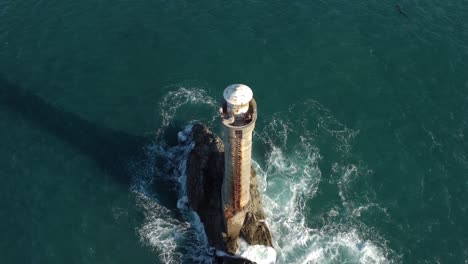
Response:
[131, 86, 217, 263]
[255, 100, 396, 263]
[130, 87, 398, 263]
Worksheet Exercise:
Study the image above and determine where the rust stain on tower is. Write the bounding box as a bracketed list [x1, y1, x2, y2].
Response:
[220, 84, 257, 239]
[233, 130, 243, 211]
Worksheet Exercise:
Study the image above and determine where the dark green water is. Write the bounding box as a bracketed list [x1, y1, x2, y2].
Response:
[1, 0, 467, 263]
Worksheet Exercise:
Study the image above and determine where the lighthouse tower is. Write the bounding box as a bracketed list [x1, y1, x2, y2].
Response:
[220, 84, 257, 238]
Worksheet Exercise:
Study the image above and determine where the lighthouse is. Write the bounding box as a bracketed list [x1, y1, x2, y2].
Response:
[220, 84, 257, 239]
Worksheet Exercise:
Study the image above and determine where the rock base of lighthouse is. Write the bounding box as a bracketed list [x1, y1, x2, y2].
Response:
[186, 124, 273, 261]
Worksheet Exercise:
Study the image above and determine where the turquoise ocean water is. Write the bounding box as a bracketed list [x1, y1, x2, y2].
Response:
[1, 0, 467, 263]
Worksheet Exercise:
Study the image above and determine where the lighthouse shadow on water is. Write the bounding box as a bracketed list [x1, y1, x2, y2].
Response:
[0, 76, 218, 263]
[0, 75, 183, 216]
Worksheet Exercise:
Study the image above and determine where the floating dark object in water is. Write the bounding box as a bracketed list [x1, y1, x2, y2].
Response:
[395, 4, 408, 18]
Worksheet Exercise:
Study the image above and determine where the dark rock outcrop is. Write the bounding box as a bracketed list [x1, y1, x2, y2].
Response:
[186, 124, 273, 260]
[240, 167, 273, 248]
[186, 124, 226, 249]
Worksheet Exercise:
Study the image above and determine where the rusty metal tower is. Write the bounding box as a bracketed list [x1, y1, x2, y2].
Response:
[220, 84, 257, 239]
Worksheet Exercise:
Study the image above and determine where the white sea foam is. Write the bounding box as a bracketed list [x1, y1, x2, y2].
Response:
[253, 150, 392, 263]
[238, 238, 277, 264]
[254, 100, 395, 263]
[131, 88, 396, 263]
[132, 124, 213, 263]
[155, 86, 218, 139]
[131, 87, 216, 263]
[136, 193, 185, 264]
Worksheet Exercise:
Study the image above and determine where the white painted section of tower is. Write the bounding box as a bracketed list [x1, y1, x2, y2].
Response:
[223, 84, 253, 116]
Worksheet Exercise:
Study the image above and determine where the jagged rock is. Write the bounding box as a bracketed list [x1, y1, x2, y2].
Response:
[186, 124, 273, 260]
[240, 169, 273, 247]
[240, 212, 273, 247]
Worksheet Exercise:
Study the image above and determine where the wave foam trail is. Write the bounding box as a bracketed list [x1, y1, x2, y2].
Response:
[132, 125, 213, 263]
[155, 86, 218, 139]
[136, 193, 185, 263]
[131, 87, 218, 263]
[238, 238, 277, 264]
[255, 100, 393, 263]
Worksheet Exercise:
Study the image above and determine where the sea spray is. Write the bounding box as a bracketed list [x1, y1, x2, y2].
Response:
[131, 87, 396, 263]
[237, 238, 277, 264]
[253, 101, 395, 263]
[155, 87, 218, 139]
[131, 125, 213, 263]
[131, 87, 218, 263]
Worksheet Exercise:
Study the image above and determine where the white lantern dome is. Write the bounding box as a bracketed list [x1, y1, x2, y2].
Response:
[223, 84, 253, 116]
